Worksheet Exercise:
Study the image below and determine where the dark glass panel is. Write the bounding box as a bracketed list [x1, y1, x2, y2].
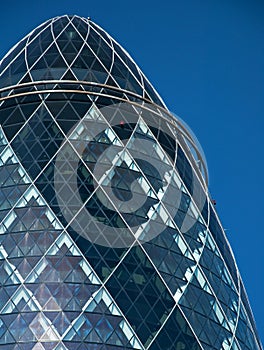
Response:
[93, 39, 112, 69]
[91, 59, 109, 82]
[90, 22, 112, 45]
[111, 54, 142, 95]
[201, 198, 209, 223]
[240, 279, 261, 345]
[87, 28, 102, 57]
[176, 145, 193, 195]
[180, 304, 231, 350]
[52, 16, 70, 38]
[18, 73, 32, 84]
[72, 45, 95, 70]
[106, 246, 175, 345]
[0, 101, 41, 140]
[208, 207, 238, 288]
[56, 24, 84, 65]
[28, 19, 53, 42]
[0, 52, 27, 88]
[10, 105, 63, 179]
[105, 76, 119, 89]
[149, 307, 202, 350]
[0, 37, 27, 73]
[10, 53, 26, 77]
[34, 26, 54, 56]
[62, 69, 77, 81]
[27, 38, 45, 68]
[149, 125, 176, 161]
[142, 76, 165, 107]
[112, 41, 142, 83]
[72, 17, 89, 40]
[70, 232, 127, 282]
[144, 228, 195, 295]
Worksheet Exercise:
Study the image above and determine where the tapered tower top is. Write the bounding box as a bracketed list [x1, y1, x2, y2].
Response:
[0, 14, 262, 350]
[0, 15, 166, 108]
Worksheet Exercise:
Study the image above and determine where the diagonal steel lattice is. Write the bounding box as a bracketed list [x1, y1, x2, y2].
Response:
[0, 15, 262, 350]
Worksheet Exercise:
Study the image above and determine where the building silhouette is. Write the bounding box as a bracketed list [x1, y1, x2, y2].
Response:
[0, 15, 262, 350]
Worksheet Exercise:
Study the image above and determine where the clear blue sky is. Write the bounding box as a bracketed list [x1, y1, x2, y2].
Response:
[1, 0, 263, 344]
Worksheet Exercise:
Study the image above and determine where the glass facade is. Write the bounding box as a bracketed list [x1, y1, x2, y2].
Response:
[0, 14, 262, 350]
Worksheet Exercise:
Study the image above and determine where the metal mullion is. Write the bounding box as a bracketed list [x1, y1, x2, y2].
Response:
[0, 93, 211, 253]
[66, 16, 91, 87]
[59, 124, 140, 248]
[81, 21, 116, 90]
[0, 146, 65, 318]
[48, 113, 144, 346]
[0, 130, 102, 315]
[0, 104, 248, 349]
[61, 267, 145, 349]
[140, 136, 210, 308]
[121, 120, 202, 270]
[89, 21, 114, 51]
[170, 156, 239, 301]
[50, 17, 73, 74]
[52, 14, 92, 87]
[86, 45, 110, 87]
[0, 88, 209, 191]
[165, 134, 239, 296]
[85, 24, 131, 103]
[113, 49, 144, 90]
[52, 105, 169, 290]
[92, 24, 115, 102]
[5, 99, 46, 149]
[27, 18, 72, 84]
[146, 297, 205, 350]
[96, 117, 202, 275]
[235, 284, 261, 350]
[25, 19, 57, 88]
[229, 278, 242, 350]
[0, 103, 66, 233]
[184, 254, 239, 343]
[30, 102, 138, 249]
[0, 90, 210, 275]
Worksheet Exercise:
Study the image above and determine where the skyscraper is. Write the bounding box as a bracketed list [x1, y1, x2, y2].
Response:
[0, 13, 262, 350]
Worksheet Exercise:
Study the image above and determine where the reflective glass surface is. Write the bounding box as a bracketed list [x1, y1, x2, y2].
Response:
[0, 14, 262, 350]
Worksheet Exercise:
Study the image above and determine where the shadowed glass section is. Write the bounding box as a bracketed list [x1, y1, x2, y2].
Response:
[0, 15, 166, 108]
[0, 13, 262, 350]
[0, 128, 142, 349]
[106, 246, 175, 346]
[149, 307, 202, 350]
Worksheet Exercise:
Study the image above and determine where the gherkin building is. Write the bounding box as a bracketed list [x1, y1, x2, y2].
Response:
[0, 14, 262, 350]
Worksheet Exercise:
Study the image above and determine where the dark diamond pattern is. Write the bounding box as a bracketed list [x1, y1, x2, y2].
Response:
[0, 14, 261, 350]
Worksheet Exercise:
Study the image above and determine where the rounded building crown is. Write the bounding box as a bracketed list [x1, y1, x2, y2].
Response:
[0, 14, 262, 350]
[0, 14, 209, 186]
[0, 15, 165, 107]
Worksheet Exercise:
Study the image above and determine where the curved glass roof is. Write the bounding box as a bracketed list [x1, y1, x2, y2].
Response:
[0, 14, 262, 350]
[0, 15, 166, 108]
[0, 14, 209, 185]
